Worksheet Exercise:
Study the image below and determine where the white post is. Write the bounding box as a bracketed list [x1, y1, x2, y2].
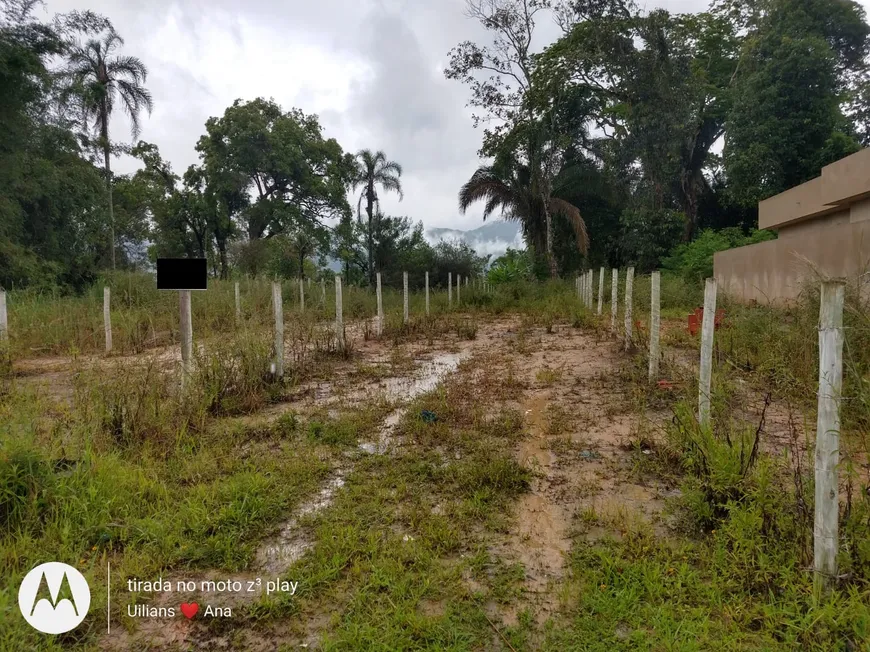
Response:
[321, 277, 326, 305]
[624, 267, 634, 351]
[698, 277, 718, 427]
[0, 290, 6, 344]
[814, 280, 845, 594]
[597, 268, 605, 315]
[588, 270, 594, 308]
[299, 278, 305, 312]
[456, 274, 461, 306]
[448, 272, 453, 308]
[425, 271, 430, 316]
[649, 271, 661, 382]
[335, 275, 344, 348]
[376, 272, 383, 337]
[611, 269, 619, 336]
[272, 282, 284, 379]
[103, 287, 112, 354]
[403, 271, 409, 324]
[234, 281, 241, 324]
[465, 276, 468, 288]
[179, 290, 192, 386]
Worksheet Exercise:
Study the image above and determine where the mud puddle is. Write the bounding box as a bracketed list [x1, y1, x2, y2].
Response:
[358, 351, 470, 455]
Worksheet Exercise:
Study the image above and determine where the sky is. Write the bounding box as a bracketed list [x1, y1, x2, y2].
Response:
[38, 0, 870, 234]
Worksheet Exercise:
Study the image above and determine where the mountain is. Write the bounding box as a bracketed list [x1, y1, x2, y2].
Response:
[425, 221, 523, 260]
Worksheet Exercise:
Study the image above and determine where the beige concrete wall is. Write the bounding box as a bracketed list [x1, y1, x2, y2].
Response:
[759, 148, 870, 229]
[714, 219, 870, 303]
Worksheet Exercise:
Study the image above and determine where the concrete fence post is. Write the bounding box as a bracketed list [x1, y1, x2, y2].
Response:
[299, 278, 305, 312]
[448, 272, 453, 308]
[649, 271, 661, 381]
[598, 268, 605, 315]
[180, 290, 193, 386]
[321, 277, 326, 305]
[465, 276, 468, 288]
[234, 281, 241, 324]
[814, 280, 845, 594]
[335, 275, 344, 349]
[0, 290, 7, 343]
[272, 282, 284, 380]
[611, 269, 619, 336]
[403, 271, 409, 324]
[698, 278, 718, 427]
[589, 270, 594, 308]
[457, 274, 461, 306]
[624, 267, 635, 351]
[376, 272, 384, 337]
[103, 287, 112, 354]
[425, 271, 430, 316]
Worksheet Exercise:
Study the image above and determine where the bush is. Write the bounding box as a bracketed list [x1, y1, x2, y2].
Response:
[662, 228, 776, 282]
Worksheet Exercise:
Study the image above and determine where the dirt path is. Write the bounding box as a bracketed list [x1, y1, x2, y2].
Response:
[480, 324, 672, 629]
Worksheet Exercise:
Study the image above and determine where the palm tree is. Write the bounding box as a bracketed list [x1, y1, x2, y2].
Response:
[458, 160, 588, 276]
[66, 31, 153, 269]
[350, 150, 403, 287]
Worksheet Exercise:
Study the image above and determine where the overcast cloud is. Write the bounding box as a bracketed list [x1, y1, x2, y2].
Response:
[38, 0, 870, 234]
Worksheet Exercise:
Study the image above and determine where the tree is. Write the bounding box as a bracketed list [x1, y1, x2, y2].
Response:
[538, 3, 740, 240]
[447, 0, 577, 276]
[722, 0, 868, 206]
[196, 98, 354, 243]
[64, 28, 153, 269]
[458, 152, 589, 272]
[0, 1, 112, 290]
[350, 149, 403, 287]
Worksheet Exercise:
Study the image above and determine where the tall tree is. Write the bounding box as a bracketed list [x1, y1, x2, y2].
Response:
[197, 98, 353, 279]
[447, 0, 576, 276]
[722, 0, 869, 206]
[65, 29, 153, 269]
[538, 3, 739, 240]
[350, 149, 403, 287]
[458, 152, 589, 264]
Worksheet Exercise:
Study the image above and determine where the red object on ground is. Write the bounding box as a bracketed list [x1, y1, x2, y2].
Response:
[657, 380, 674, 390]
[687, 308, 726, 335]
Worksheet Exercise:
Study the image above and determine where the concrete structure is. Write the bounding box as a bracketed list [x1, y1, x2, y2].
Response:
[714, 148, 870, 303]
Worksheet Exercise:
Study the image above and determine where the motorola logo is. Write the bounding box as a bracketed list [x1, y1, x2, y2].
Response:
[18, 562, 91, 634]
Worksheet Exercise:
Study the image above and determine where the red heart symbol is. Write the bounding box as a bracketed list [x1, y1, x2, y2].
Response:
[180, 603, 199, 619]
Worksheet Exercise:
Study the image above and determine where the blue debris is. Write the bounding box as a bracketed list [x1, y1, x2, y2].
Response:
[420, 410, 438, 424]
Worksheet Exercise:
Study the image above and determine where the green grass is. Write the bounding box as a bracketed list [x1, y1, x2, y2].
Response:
[5, 272, 870, 650]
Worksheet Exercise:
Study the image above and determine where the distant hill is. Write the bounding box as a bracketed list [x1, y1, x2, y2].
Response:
[426, 221, 523, 260]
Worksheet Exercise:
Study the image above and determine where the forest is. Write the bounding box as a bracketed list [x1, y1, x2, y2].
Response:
[1, 0, 868, 290]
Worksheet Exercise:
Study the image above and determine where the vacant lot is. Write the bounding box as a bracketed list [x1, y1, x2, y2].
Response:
[2, 276, 869, 651]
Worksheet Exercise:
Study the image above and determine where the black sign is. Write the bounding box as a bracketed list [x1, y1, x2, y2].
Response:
[157, 258, 208, 290]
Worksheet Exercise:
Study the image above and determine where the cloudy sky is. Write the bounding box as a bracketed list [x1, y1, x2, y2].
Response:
[39, 0, 864, 233]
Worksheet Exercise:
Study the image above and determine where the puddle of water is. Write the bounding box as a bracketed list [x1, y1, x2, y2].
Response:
[359, 352, 469, 455]
[254, 471, 346, 575]
[256, 350, 469, 574]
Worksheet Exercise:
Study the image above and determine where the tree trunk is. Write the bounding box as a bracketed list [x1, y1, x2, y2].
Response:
[101, 100, 115, 270]
[545, 207, 558, 278]
[218, 240, 229, 280]
[681, 171, 700, 242]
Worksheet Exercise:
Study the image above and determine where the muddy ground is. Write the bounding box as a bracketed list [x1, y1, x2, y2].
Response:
[8, 314, 820, 650]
